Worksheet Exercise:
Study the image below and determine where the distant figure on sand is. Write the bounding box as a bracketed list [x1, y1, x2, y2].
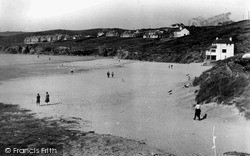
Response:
[169, 65, 170, 69]
[37, 55, 39, 58]
[111, 71, 114, 78]
[36, 93, 40, 106]
[194, 102, 201, 120]
[107, 71, 110, 78]
[71, 68, 73, 74]
[171, 65, 173, 69]
[45, 92, 50, 105]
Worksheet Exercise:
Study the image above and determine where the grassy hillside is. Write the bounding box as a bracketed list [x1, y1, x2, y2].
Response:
[193, 55, 250, 119]
[1, 20, 249, 63]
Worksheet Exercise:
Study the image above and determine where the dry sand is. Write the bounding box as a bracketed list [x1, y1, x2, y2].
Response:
[0, 55, 250, 155]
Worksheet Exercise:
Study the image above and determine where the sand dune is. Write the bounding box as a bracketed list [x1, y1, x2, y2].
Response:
[0, 58, 250, 155]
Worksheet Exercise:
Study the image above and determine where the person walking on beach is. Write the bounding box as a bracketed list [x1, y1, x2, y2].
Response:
[193, 102, 201, 120]
[111, 71, 114, 78]
[45, 92, 50, 106]
[171, 64, 173, 69]
[36, 93, 40, 106]
[71, 68, 73, 74]
[107, 71, 110, 78]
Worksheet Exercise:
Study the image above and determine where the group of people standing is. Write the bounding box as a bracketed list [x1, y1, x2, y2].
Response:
[107, 71, 114, 78]
[168, 64, 174, 69]
[36, 92, 50, 106]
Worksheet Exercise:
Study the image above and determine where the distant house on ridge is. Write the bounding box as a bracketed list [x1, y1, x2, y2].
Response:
[106, 30, 119, 37]
[120, 31, 135, 38]
[143, 30, 164, 39]
[173, 27, 190, 37]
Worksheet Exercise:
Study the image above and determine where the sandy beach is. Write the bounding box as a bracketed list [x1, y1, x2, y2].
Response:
[0, 54, 250, 155]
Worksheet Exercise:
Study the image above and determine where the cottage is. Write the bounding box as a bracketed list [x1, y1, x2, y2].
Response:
[143, 30, 164, 38]
[24, 36, 41, 44]
[205, 37, 234, 61]
[40, 36, 48, 42]
[134, 30, 142, 37]
[173, 27, 189, 37]
[106, 30, 119, 37]
[120, 31, 135, 38]
[97, 32, 105, 37]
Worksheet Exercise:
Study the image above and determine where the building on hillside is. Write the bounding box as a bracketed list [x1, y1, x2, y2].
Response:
[46, 35, 52, 42]
[106, 30, 119, 37]
[173, 27, 190, 37]
[120, 31, 135, 38]
[97, 32, 105, 37]
[205, 37, 234, 61]
[24, 36, 41, 44]
[24, 34, 67, 44]
[133, 30, 143, 37]
[143, 30, 164, 38]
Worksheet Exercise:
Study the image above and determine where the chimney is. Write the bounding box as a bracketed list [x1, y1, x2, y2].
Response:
[216, 37, 218, 40]
[229, 37, 232, 41]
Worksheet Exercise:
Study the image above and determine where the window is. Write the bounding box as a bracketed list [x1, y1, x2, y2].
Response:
[222, 49, 227, 53]
[211, 49, 216, 52]
[206, 55, 211, 59]
[211, 55, 216, 60]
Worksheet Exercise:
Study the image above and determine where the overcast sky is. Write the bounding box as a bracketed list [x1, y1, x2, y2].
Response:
[0, 0, 249, 32]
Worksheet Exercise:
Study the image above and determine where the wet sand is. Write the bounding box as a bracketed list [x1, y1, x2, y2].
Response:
[0, 54, 250, 155]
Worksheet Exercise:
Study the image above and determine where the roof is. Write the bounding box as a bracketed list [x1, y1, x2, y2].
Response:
[213, 39, 234, 44]
[242, 53, 250, 59]
[174, 28, 189, 33]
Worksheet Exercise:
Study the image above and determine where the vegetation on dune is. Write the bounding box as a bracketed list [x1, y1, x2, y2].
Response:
[193, 55, 250, 118]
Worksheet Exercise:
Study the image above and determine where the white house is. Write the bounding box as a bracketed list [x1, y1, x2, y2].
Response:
[120, 31, 135, 38]
[173, 27, 190, 37]
[205, 37, 234, 61]
[143, 30, 164, 38]
[97, 32, 105, 37]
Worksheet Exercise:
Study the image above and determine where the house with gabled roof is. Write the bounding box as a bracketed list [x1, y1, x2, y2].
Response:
[120, 31, 135, 38]
[143, 30, 164, 39]
[106, 30, 119, 37]
[97, 32, 105, 37]
[205, 37, 234, 61]
[173, 27, 190, 38]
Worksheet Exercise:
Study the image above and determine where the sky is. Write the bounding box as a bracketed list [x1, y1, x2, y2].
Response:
[0, 0, 249, 32]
